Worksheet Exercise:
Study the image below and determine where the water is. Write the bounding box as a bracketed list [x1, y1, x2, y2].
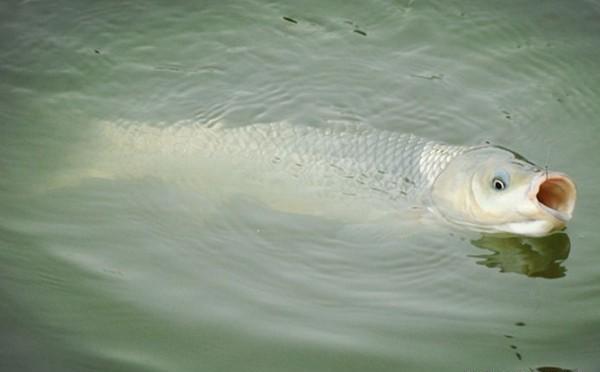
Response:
[2, 0, 600, 371]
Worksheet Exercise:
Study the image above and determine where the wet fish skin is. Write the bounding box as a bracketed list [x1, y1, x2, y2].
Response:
[100, 121, 472, 202]
[95, 121, 575, 237]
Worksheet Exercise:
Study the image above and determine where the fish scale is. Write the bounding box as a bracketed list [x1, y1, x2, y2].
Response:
[99, 121, 473, 202]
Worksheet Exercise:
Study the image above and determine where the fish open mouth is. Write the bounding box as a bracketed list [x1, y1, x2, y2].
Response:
[531, 172, 576, 222]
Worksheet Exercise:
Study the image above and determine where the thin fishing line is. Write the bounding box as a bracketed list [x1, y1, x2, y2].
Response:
[544, 142, 551, 181]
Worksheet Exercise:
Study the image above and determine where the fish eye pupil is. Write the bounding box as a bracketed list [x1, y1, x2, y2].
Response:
[493, 178, 505, 191]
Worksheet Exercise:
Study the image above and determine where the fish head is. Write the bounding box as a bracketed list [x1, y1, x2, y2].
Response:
[430, 146, 576, 237]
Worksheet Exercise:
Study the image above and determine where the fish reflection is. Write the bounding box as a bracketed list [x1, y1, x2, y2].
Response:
[469, 233, 570, 279]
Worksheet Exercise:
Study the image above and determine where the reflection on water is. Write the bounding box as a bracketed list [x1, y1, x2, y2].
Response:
[470, 233, 571, 279]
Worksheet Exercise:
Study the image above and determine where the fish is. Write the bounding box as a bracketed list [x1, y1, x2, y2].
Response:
[87, 121, 576, 237]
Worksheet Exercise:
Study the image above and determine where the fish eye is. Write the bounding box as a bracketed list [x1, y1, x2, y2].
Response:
[492, 178, 506, 191]
[491, 170, 510, 191]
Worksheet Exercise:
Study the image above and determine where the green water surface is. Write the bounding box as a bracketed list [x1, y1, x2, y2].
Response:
[1, 1, 600, 371]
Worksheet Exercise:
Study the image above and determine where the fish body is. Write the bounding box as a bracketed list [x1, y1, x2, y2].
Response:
[100, 122, 470, 199]
[94, 121, 576, 237]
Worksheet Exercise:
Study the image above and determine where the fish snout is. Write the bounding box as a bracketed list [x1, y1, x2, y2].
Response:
[529, 172, 576, 224]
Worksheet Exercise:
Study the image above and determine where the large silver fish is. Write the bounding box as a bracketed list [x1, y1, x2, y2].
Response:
[95, 121, 576, 237]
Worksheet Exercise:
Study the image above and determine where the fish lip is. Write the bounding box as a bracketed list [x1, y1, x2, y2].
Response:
[528, 172, 576, 223]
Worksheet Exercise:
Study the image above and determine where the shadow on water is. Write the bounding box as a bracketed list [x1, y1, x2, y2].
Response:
[469, 233, 571, 279]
